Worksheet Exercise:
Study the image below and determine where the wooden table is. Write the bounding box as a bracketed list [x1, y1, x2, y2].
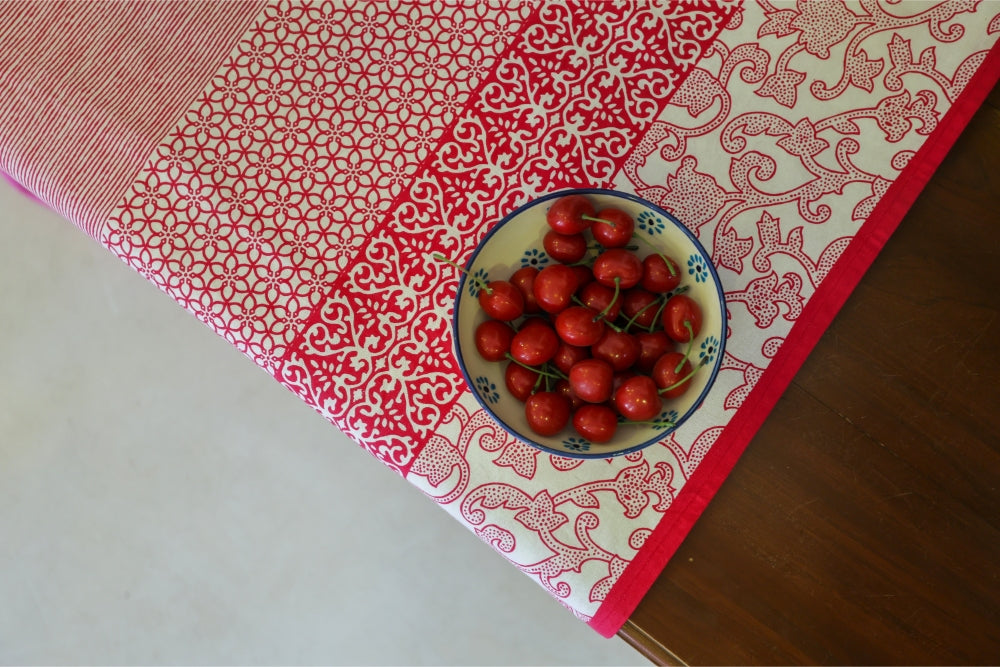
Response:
[620, 83, 1000, 665]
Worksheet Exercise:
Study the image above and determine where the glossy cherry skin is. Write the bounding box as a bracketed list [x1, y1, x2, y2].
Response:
[653, 351, 695, 399]
[505, 362, 540, 402]
[635, 331, 674, 373]
[590, 207, 635, 248]
[555, 378, 584, 410]
[555, 306, 605, 347]
[525, 391, 571, 436]
[578, 282, 622, 321]
[474, 319, 514, 362]
[621, 288, 660, 329]
[478, 280, 524, 321]
[572, 404, 618, 443]
[509, 266, 541, 314]
[552, 341, 590, 376]
[543, 230, 588, 264]
[641, 253, 681, 293]
[546, 194, 595, 235]
[568, 358, 615, 404]
[591, 329, 640, 372]
[592, 249, 643, 289]
[614, 375, 662, 421]
[510, 320, 558, 366]
[533, 263, 578, 314]
[662, 293, 703, 342]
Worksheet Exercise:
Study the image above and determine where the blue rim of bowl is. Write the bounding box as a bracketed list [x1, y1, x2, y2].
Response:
[451, 188, 728, 459]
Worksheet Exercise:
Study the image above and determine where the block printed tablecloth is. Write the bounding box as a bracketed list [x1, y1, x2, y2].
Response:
[3, 0, 999, 636]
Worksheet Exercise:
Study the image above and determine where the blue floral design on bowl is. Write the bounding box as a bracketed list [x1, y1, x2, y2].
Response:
[475, 376, 500, 404]
[653, 409, 680, 430]
[687, 254, 709, 283]
[467, 268, 489, 298]
[520, 248, 548, 268]
[562, 437, 591, 452]
[699, 336, 720, 365]
[636, 210, 666, 235]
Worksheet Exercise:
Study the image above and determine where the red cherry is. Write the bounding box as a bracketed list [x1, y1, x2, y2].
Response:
[572, 404, 618, 443]
[525, 391, 571, 436]
[653, 351, 695, 399]
[546, 194, 595, 235]
[621, 288, 661, 330]
[641, 254, 681, 293]
[662, 293, 703, 342]
[478, 280, 524, 321]
[510, 320, 558, 366]
[571, 264, 594, 290]
[613, 375, 662, 421]
[505, 362, 540, 402]
[578, 282, 622, 321]
[591, 329, 640, 372]
[509, 266, 542, 314]
[635, 331, 674, 373]
[555, 379, 584, 410]
[568, 358, 614, 404]
[552, 341, 590, 375]
[590, 208, 635, 248]
[533, 263, 578, 314]
[592, 249, 643, 290]
[555, 306, 605, 347]
[543, 230, 588, 264]
[474, 320, 514, 362]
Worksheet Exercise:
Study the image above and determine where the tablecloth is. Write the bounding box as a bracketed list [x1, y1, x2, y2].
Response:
[3, 0, 999, 637]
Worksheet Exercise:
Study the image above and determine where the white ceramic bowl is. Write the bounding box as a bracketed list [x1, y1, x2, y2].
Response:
[452, 189, 726, 459]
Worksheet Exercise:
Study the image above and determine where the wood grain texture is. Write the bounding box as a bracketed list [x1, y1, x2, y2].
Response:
[620, 84, 1000, 666]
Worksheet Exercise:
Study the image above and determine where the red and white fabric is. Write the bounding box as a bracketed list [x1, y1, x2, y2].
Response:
[2, 0, 998, 637]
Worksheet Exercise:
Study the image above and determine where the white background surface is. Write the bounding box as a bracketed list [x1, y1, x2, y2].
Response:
[0, 178, 650, 665]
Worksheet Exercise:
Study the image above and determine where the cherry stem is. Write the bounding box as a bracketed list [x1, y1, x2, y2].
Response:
[632, 233, 677, 277]
[675, 320, 695, 374]
[432, 253, 492, 294]
[649, 299, 669, 333]
[622, 294, 662, 333]
[594, 276, 621, 322]
[658, 357, 709, 394]
[582, 214, 615, 228]
[505, 354, 561, 379]
[571, 296, 623, 332]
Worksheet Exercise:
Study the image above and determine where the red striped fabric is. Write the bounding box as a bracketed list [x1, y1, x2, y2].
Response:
[0, 0, 265, 237]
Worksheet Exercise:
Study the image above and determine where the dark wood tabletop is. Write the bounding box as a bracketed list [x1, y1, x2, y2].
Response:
[619, 83, 1000, 666]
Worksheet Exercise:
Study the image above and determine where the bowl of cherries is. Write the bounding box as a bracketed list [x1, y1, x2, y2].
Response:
[443, 189, 727, 459]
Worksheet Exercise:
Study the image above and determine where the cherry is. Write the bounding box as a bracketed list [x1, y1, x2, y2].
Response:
[546, 194, 595, 235]
[505, 362, 540, 402]
[525, 391, 571, 436]
[533, 263, 579, 314]
[592, 248, 643, 290]
[586, 208, 635, 248]
[613, 375, 662, 422]
[434, 253, 524, 321]
[571, 264, 594, 290]
[510, 319, 559, 366]
[591, 329, 640, 372]
[653, 351, 697, 399]
[572, 404, 618, 443]
[621, 288, 661, 330]
[543, 230, 588, 264]
[509, 266, 542, 314]
[555, 378, 584, 410]
[474, 319, 514, 362]
[662, 293, 702, 342]
[568, 358, 614, 404]
[635, 331, 674, 373]
[578, 282, 622, 321]
[641, 253, 681, 293]
[552, 341, 590, 375]
[555, 305, 605, 347]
